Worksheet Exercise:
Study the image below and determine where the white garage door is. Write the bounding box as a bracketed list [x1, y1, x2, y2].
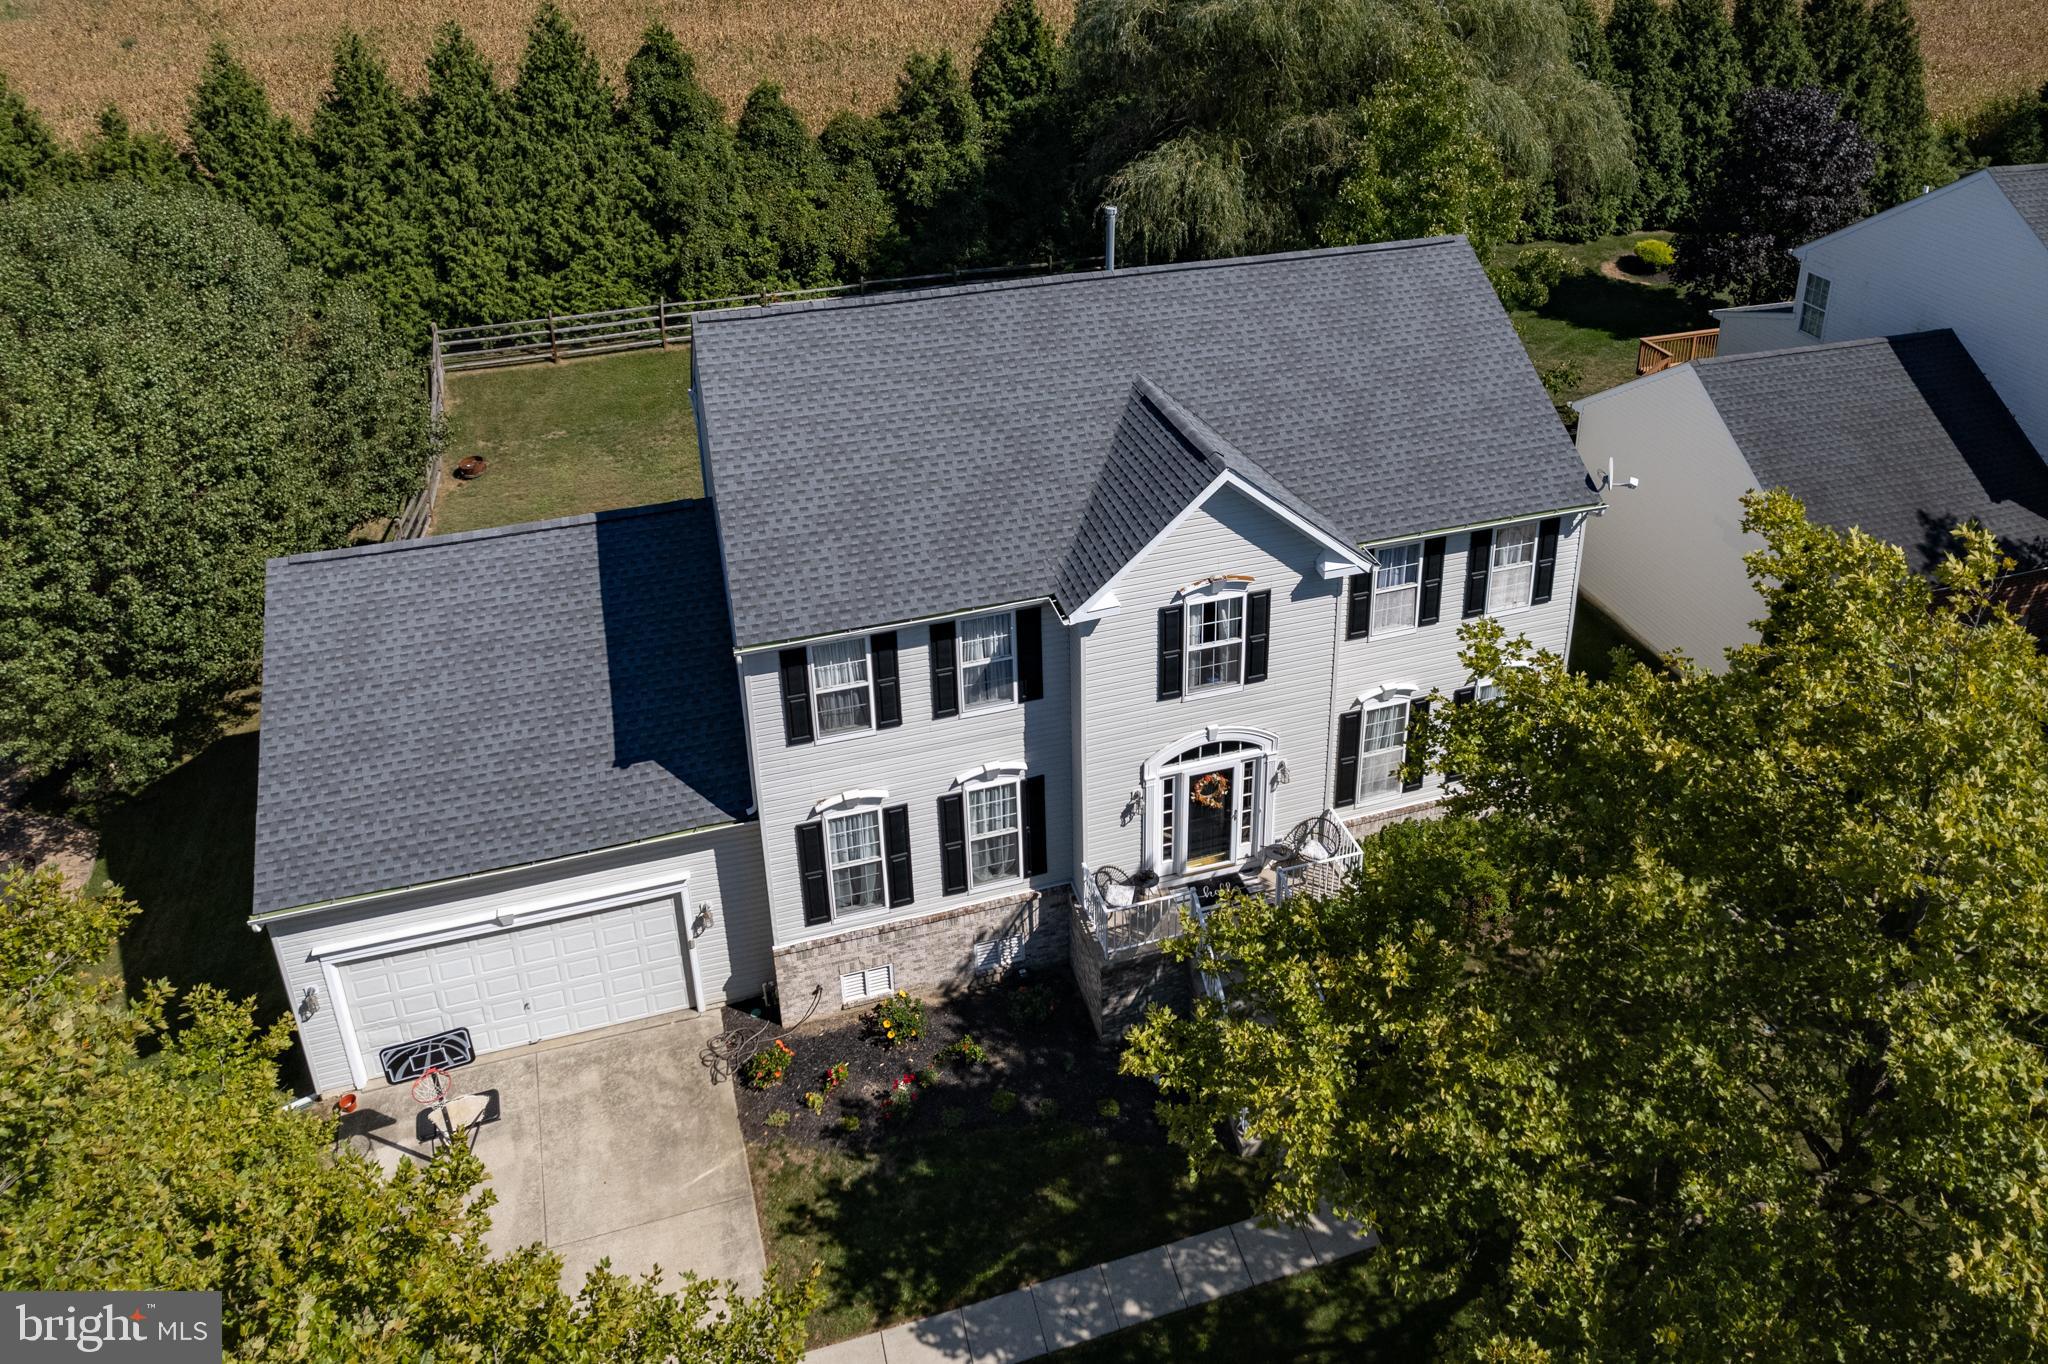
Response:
[340, 895, 691, 1081]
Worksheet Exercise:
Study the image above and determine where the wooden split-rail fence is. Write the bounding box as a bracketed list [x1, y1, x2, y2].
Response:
[386, 259, 1103, 539]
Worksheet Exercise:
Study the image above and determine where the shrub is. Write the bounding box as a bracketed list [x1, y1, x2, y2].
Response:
[1633, 237, 1676, 269]
[1539, 361, 1585, 398]
[939, 1034, 990, 1068]
[879, 1072, 922, 1121]
[837, 1115, 862, 1133]
[804, 1090, 826, 1113]
[1033, 1098, 1059, 1121]
[1097, 1098, 1122, 1120]
[825, 1062, 850, 1091]
[1006, 983, 1060, 1025]
[990, 1089, 1020, 1115]
[915, 1067, 940, 1089]
[764, 1110, 791, 1129]
[872, 991, 925, 1047]
[741, 1038, 794, 1090]
[1487, 246, 1580, 310]
[941, 1107, 966, 1130]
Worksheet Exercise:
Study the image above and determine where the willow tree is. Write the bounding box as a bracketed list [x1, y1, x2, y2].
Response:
[1127, 492, 2048, 1359]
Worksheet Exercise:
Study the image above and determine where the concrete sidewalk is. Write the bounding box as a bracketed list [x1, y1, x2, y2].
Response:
[806, 1207, 1378, 1363]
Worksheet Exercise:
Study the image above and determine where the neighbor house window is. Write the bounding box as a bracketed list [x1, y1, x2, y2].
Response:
[1490, 524, 1539, 614]
[1186, 595, 1246, 691]
[811, 637, 873, 737]
[1359, 701, 1411, 797]
[826, 808, 886, 912]
[966, 780, 1022, 886]
[959, 612, 1016, 710]
[1798, 274, 1830, 338]
[1372, 543, 1422, 634]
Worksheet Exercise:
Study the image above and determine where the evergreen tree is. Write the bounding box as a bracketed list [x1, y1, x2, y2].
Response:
[1865, 0, 1941, 205]
[970, 0, 1061, 131]
[1670, 0, 1748, 205]
[621, 26, 764, 298]
[1735, 0, 1818, 89]
[1957, 80, 2048, 167]
[1562, 0, 1615, 83]
[414, 25, 520, 325]
[1805, 0, 1879, 133]
[186, 44, 329, 264]
[1606, 0, 1689, 225]
[503, 3, 652, 314]
[872, 52, 987, 269]
[0, 70, 71, 199]
[312, 34, 434, 340]
[80, 108, 187, 188]
[735, 84, 889, 288]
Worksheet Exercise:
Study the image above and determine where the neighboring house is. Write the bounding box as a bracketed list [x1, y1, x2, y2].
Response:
[1574, 330, 2048, 665]
[253, 239, 1597, 1095]
[1712, 164, 2048, 458]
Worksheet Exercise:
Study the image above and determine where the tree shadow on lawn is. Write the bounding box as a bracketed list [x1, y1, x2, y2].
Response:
[95, 731, 289, 1031]
[1538, 272, 1711, 342]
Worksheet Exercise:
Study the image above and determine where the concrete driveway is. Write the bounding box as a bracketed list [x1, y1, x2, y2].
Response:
[337, 1010, 765, 1295]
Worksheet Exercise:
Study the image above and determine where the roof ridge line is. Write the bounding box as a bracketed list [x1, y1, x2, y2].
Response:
[272, 498, 708, 570]
[1698, 328, 1958, 368]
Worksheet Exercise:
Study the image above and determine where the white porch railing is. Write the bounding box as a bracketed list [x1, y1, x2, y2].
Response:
[1077, 871, 1200, 962]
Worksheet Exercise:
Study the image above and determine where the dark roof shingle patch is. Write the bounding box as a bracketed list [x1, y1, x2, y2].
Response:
[253, 501, 752, 915]
[1694, 330, 2048, 573]
[1987, 164, 2048, 250]
[692, 238, 1593, 648]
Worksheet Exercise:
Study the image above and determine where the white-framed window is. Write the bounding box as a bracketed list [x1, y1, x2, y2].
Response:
[966, 779, 1023, 887]
[959, 611, 1017, 711]
[1186, 594, 1246, 692]
[1475, 680, 1504, 704]
[1798, 274, 1830, 339]
[1359, 701, 1410, 797]
[1490, 524, 1539, 614]
[825, 807, 886, 912]
[1372, 543, 1422, 634]
[811, 636, 873, 738]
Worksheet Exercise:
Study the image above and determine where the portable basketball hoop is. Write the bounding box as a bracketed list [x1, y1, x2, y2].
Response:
[411, 1067, 451, 1106]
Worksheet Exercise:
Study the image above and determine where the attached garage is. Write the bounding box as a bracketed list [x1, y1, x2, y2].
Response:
[333, 894, 694, 1085]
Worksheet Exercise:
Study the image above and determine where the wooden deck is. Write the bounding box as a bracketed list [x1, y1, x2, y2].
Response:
[1636, 328, 1720, 375]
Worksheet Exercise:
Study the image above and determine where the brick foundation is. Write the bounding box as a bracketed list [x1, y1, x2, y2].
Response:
[1069, 903, 1192, 1039]
[1344, 798, 1441, 841]
[772, 886, 1073, 1023]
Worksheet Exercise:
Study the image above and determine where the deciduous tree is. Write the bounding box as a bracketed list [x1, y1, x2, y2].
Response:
[0, 186, 426, 798]
[1674, 84, 1875, 303]
[0, 868, 820, 1359]
[1126, 493, 2048, 1360]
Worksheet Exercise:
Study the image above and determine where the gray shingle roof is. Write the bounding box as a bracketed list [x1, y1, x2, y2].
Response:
[693, 238, 1593, 648]
[1053, 377, 1366, 610]
[1693, 330, 2048, 573]
[1987, 164, 2048, 250]
[253, 501, 751, 916]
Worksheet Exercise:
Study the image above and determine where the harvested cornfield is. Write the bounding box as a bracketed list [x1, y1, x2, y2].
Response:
[0, 0, 1078, 144]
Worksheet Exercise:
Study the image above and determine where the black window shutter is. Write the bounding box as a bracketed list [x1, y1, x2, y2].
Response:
[795, 822, 830, 925]
[1156, 607, 1184, 701]
[1346, 573, 1372, 639]
[1021, 775, 1048, 877]
[882, 804, 914, 907]
[1333, 710, 1362, 808]
[1531, 517, 1561, 605]
[1452, 685, 1478, 705]
[1016, 607, 1044, 702]
[1244, 591, 1271, 684]
[1418, 537, 1447, 626]
[1402, 698, 1431, 792]
[872, 632, 901, 729]
[1462, 529, 1493, 618]
[929, 621, 959, 719]
[778, 648, 813, 746]
[937, 793, 968, 895]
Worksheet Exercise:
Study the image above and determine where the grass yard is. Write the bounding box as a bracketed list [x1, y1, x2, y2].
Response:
[1059, 1255, 1480, 1363]
[753, 1125, 1254, 1348]
[1506, 231, 1713, 413]
[433, 346, 701, 536]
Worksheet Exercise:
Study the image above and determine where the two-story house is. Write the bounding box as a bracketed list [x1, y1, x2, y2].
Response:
[251, 237, 1595, 1096]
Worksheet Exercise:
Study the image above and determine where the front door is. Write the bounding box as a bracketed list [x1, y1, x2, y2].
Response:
[1184, 766, 1235, 869]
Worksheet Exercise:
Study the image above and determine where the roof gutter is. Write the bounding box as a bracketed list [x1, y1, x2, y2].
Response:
[1358, 501, 1605, 548]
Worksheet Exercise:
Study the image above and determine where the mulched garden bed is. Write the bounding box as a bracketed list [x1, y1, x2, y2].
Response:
[728, 972, 1173, 1152]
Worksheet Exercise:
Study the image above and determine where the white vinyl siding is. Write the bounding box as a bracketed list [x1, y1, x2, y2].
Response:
[959, 612, 1017, 710]
[1371, 543, 1421, 633]
[1798, 274, 1830, 338]
[1358, 701, 1410, 797]
[840, 964, 894, 1003]
[1490, 524, 1539, 614]
[826, 808, 885, 912]
[967, 780, 1023, 886]
[811, 637, 874, 738]
[1186, 595, 1246, 691]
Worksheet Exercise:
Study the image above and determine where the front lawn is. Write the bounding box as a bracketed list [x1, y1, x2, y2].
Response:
[740, 980, 1255, 1347]
[433, 346, 701, 536]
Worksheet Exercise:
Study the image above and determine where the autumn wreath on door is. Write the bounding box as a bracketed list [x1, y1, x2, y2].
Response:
[1191, 772, 1231, 809]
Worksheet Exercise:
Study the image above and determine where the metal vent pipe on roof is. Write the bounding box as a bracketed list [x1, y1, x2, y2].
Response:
[1103, 205, 1119, 272]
